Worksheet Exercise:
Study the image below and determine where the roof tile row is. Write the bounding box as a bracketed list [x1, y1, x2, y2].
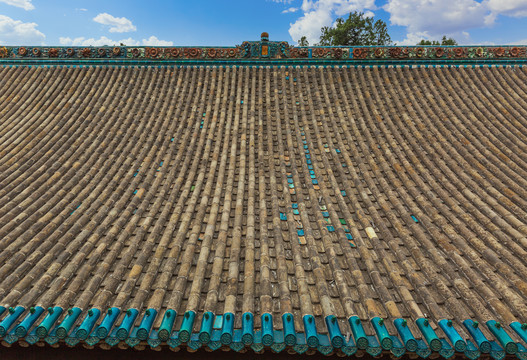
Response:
[0, 65, 526, 358]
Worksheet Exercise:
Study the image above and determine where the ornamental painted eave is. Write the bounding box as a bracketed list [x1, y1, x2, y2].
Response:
[0, 35, 526, 64]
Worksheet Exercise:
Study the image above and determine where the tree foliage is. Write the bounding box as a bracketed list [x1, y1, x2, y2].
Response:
[298, 36, 309, 46]
[318, 11, 392, 46]
[418, 36, 458, 46]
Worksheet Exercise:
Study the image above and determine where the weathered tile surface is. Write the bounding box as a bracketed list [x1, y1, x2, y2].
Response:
[0, 65, 526, 355]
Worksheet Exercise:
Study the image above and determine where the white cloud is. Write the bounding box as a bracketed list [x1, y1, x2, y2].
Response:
[384, 0, 491, 37]
[299, 0, 376, 16]
[0, 0, 34, 10]
[59, 35, 173, 47]
[487, 0, 527, 17]
[141, 36, 173, 46]
[396, 30, 472, 45]
[282, 7, 299, 13]
[476, 40, 497, 45]
[385, 0, 527, 44]
[59, 36, 139, 46]
[289, 8, 333, 44]
[75, 8, 88, 12]
[0, 14, 44, 45]
[396, 31, 432, 45]
[93, 13, 136, 33]
[286, 0, 527, 46]
[288, 0, 376, 44]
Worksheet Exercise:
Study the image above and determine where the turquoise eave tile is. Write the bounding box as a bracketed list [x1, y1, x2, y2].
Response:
[7, 302, 527, 359]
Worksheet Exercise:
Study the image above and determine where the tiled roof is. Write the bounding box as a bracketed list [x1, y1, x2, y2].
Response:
[0, 57, 527, 358]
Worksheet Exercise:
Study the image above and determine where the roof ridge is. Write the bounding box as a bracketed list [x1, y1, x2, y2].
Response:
[0, 36, 526, 65]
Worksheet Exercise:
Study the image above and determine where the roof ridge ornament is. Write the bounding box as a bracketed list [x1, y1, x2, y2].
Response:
[0, 36, 526, 64]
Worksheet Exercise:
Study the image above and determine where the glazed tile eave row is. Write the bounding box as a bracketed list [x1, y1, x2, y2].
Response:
[1, 305, 525, 359]
[1, 37, 527, 63]
[0, 62, 526, 359]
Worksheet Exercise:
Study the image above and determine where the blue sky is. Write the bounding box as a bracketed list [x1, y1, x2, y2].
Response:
[1, 0, 526, 46]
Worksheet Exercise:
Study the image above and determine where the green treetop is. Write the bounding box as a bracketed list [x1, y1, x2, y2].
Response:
[298, 36, 309, 46]
[318, 11, 392, 46]
[417, 36, 458, 46]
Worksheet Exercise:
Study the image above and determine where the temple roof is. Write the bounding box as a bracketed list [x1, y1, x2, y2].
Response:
[0, 38, 527, 358]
